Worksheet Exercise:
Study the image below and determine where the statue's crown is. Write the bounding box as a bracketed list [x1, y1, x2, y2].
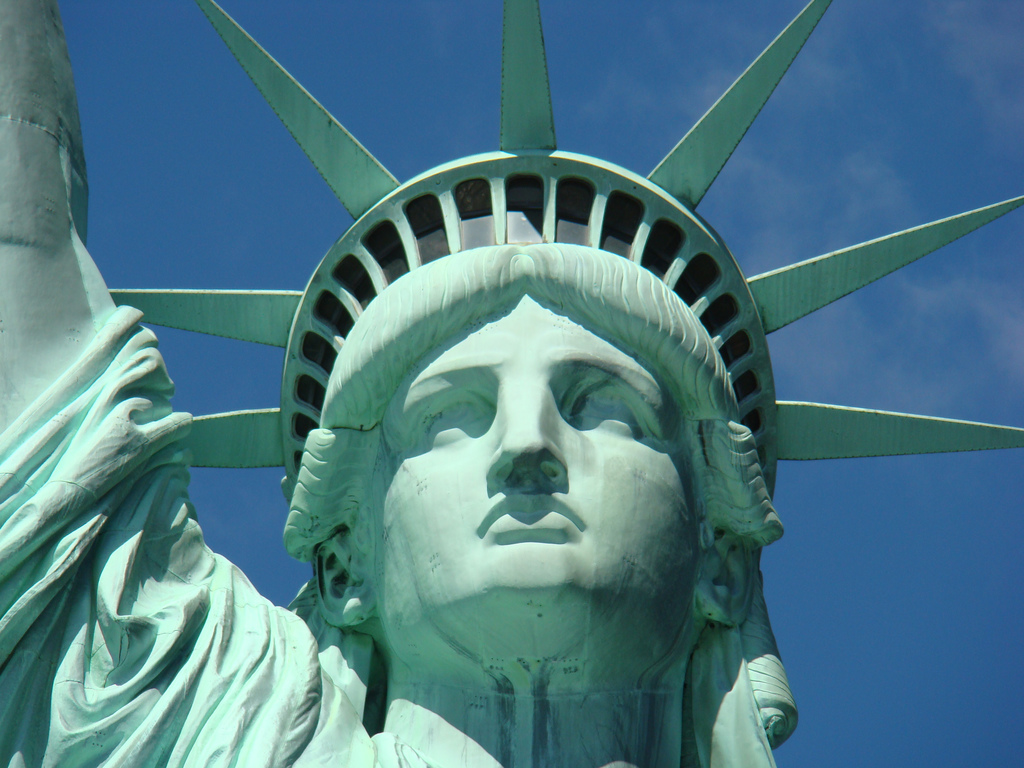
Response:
[121, 0, 1023, 490]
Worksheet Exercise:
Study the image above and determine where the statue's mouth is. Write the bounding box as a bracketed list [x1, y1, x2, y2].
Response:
[490, 522, 572, 546]
[477, 497, 584, 544]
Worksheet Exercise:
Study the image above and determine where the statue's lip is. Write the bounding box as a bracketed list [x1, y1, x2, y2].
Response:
[491, 524, 571, 546]
[477, 496, 584, 543]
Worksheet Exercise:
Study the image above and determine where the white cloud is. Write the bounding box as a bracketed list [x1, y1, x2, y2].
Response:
[768, 264, 1024, 424]
[903, 272, 1024, 387]
[928, 0, 1024, 154]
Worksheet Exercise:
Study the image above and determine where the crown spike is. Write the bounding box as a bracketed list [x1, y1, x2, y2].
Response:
[185, 409, 284, 467]
[111, 289, 301, 347]
[750, 195, 1024, 333]
[194, 0, 399, 219]
[777, 402, 1024, 460]
[648, 0, 832, 208]
[500, 0, 556, 151]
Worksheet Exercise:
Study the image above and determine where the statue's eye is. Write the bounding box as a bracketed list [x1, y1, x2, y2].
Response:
[420, 390, 495, 448]
[391, 370, 499, 455]
[562, 380, 650, 439]
[553, 356, 674, 441]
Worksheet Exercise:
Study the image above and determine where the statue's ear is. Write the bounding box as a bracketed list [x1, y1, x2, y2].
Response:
[694, 526, 755, 627]
[315, 528, 376, 628]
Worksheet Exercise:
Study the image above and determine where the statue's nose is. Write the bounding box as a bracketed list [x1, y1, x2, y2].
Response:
[486, 385, 569, 497]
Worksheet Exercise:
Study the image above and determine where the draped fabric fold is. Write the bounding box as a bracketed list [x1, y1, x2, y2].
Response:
[0, 307, 384, 767]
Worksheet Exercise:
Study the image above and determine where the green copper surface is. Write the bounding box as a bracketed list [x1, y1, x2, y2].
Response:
[185, 408, 283, 467]
[777, 402, 1024, 460]
[110, 289, 300, 347]
[750, 195, 1024, 333]
[500, 0, 556, 151]
[3, 0, 1024, 765]
[0, 0, 114, 435]
[648, 0, 832, 208]
[0, 0, 87, 242]
[193, 0, 399, 220]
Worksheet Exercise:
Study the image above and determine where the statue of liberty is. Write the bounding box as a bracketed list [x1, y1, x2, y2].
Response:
[1, 0, 1021, 766]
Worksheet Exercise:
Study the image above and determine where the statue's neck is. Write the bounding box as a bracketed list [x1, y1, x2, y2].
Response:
[383, 676, 684, 768]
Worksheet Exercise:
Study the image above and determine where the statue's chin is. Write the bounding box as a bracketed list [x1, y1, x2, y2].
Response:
[379, 575, 694, 691]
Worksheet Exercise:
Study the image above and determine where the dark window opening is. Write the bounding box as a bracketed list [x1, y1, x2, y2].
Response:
[301, 332, 337, 373]
[720, 331, 751, 367]
[641, 220, 684, 278]
[293, 413, 318, 440]
[332, 255, 375, 308]
[314, 291, 355, 338]
[506, 175, 544, 243]
[700, 294, 738, 337]
[406, 194, 449, 263]
[732, 370, 759, 403]
[363, 221, 408, 285]
[455, 178, 495, 249]
[740, 409, 763, 434]
[296, 375, 326, 411]
[674, 253, 720, 304]
[600, 192, 643, 257]
[555, 178, 594, 245]
[456, 178, 492, 217]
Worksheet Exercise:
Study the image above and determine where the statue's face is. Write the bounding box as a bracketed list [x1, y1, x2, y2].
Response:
[375, 296, 701, 686]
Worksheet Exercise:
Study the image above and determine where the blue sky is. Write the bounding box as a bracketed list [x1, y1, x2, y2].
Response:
[59, 1, 1024, 765]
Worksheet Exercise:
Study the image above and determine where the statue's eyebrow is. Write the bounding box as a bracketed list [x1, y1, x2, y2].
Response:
[552, 353, 666, 409]
[401, 365, 497, 415]
[384, 365, 498, 447]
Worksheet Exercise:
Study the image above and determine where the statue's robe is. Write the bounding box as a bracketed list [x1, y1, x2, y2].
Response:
[0, 309, 430, 767]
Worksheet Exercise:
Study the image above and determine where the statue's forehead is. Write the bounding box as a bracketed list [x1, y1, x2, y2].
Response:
[402, 296, 667, 402]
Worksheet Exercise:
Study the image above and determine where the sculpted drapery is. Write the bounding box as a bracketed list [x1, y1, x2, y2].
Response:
[0, 0, 800, 765]
[0, 307, 450, 766]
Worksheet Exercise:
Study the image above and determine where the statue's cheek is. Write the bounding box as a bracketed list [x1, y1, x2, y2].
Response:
[573, 434, 697, 592]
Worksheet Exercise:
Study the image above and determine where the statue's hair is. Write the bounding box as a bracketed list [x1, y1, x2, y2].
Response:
[697, 419, 779, 546]
[282, 243, 795, 749]
[321, 244, 735, 432]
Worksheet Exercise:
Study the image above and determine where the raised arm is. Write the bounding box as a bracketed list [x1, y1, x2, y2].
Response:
[0, 0, 114, 433]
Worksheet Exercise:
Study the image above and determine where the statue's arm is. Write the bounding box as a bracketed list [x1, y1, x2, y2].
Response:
[0, 5, 376, 760]
[0, 311, 378, 764]
[0, 0, 115, 434]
